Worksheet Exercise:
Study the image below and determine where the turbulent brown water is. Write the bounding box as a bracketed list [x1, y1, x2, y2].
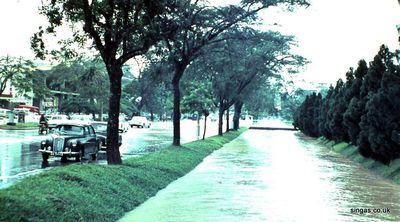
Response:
[120, 130, 400, 222]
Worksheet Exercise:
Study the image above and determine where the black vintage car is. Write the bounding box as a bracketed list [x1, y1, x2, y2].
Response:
[91, 121, 122, 151]
[39, 123, 101, 162]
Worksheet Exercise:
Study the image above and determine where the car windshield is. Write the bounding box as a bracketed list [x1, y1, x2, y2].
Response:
[55, 125, 84, 136]
[92, 124, 107, 132]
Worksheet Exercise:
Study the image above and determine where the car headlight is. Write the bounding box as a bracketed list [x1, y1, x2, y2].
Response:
[68, 141, 77, 147]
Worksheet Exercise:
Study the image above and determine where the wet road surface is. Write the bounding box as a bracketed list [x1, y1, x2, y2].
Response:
[0, 120, 222, 189]
[120, 130, 400, 222]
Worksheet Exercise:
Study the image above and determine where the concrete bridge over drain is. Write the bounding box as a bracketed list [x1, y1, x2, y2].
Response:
[249, 126, 298, 131]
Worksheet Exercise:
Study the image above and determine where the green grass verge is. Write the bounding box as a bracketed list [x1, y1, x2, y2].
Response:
[0, 128, 247, 222]
[320, 137, 400, 185]
[0, 122, 38, 130]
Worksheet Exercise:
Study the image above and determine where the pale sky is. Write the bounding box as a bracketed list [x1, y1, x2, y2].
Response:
[261, 0, 400, 85]
[0, 0, 400, 85]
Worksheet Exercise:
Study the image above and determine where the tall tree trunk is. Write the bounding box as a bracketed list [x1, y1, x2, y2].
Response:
[233, 100, 243, 130]
[226, 107, 230, 132]
[150, 110, 154, 121]
[172, 80, 181, 146]
[197, 112, 200, 139]
[202, 114, 208, 140]
[106, 66, 123, 164]
[90, 98, 96, 119]
[218, 102, 224, 136]
[99, 102, 104, 121]
[172, 64, 185, 146]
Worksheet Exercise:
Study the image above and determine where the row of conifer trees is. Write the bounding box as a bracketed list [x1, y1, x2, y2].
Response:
[293, 45, 400, 164]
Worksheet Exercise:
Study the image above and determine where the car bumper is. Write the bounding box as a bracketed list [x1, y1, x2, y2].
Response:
[38, 149, 80, 156]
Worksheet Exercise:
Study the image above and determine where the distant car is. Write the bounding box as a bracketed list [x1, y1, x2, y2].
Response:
[129, 116, 151, 128]
[47, 114, 70, 129]
[91, 121, 122, 150]
[0, 108, 10, 123]
[69, 114, 93, 123]
[118, 120, 130, 132]
[38, 123, 101, 162]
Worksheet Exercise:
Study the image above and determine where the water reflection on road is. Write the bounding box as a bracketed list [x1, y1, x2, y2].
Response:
[0, 120, 221, 189]
[120, 130, 400, 222]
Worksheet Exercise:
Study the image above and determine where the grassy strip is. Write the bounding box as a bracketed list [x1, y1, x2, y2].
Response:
[0, 128, 247, 222]
[319, 137, 400, 185]
[0, 122, 38, 130]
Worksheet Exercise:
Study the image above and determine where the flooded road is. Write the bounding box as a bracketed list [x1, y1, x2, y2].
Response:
[120, 130, 400, 222]
[0, 120, 221, 189]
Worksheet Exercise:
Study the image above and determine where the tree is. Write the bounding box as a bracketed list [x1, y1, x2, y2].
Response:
[123, 61, 172, 119]
[280, 87, 310, 121]
[328, 74, 352, 142]
[181, 81, 214, 139]
[159, 0, 309, 145]
[78, 59, 110, 120]
[33, 0, 175, 164]
[358, 45, 390, 159]
[236, 77, 279, 129]
[293, 92, 320, 137]
[199, 29, 305, 135]
[365, 63, 400, 163]
[343, 60, 368, 144]
[294, 44, 400, 165]
[358, 45, 397, 164]
[44, 58, 110, 118]
[0, 56, 44, 99]
[318, 85, 334, 139]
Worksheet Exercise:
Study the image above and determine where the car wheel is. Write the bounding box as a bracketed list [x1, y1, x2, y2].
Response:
[42, 153, 50, 162]
[91, 152, 97, 161]
[91, 143, 100, 161]
[76, 149, 83, 162]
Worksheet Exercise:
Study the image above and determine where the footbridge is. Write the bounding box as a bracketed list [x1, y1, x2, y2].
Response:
[249, 126, 298, 131]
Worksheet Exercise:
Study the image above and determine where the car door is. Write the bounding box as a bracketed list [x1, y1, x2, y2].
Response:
[84, 126, 96, 154]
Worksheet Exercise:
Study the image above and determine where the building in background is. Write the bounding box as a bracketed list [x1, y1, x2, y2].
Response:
[0, 80, 33, 109]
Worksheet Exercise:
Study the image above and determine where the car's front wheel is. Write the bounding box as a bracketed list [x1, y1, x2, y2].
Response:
[42, 153, 50, 162]
[91, 152, 97, 161]
[76, 148, 83, 162]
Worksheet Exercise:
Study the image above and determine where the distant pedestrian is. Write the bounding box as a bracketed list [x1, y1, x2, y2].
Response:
[39, 114, 47, 124]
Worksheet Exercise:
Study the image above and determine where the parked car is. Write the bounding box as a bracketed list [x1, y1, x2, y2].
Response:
[47, 114, 70, 129]
[38, 123, 101, 162]
[0, 108, 10, 124]
[91, 121, 122, 150]
[129, 116, 151, 128]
